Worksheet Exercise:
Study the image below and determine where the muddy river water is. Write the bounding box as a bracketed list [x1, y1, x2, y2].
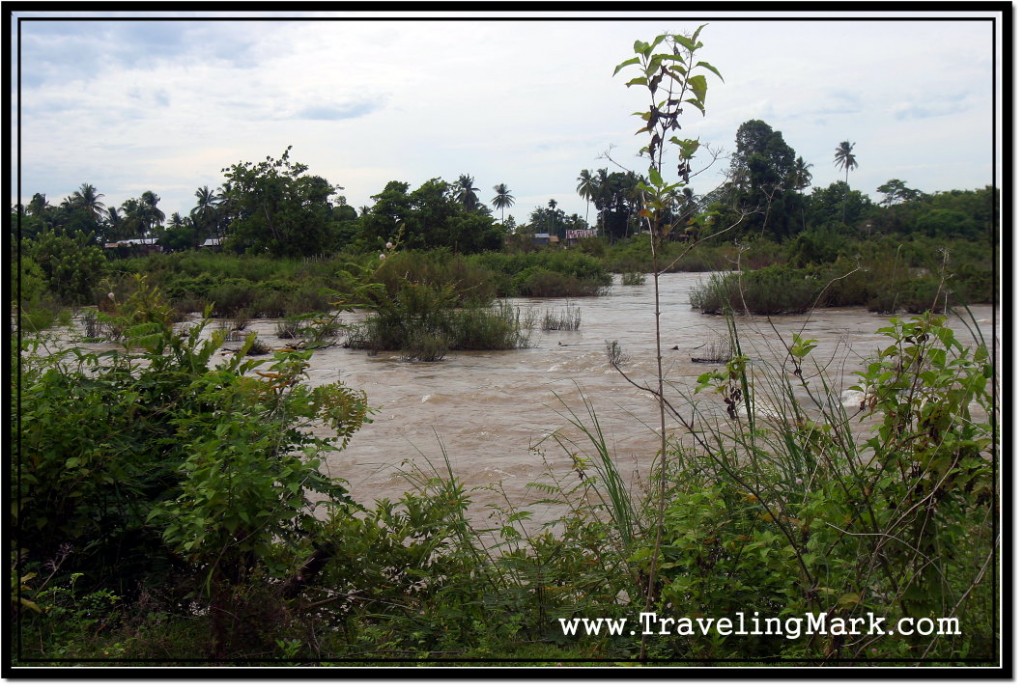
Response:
[222, 272, 996, 530]
[49, 272, 997, 532]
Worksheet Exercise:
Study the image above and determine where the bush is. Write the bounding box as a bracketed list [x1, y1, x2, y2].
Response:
[542, 301, 583, 331]
[689, 267, 821, 315]
[15, 319, 370, 657]
[646, 314, 996, 660]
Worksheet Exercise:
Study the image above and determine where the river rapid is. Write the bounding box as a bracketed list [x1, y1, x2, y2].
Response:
[45, 271, 998, 532]
[244, 272, 996, 530]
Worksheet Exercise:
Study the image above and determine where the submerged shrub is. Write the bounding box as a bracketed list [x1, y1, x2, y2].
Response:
[541, 301, 583, 331]
[689, 267, 820, 315]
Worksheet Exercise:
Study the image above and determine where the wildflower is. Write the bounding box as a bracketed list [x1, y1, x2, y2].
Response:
[385, 241, 394, 250]
[107, 292, 115, 301]
[379, 253, 387, 261]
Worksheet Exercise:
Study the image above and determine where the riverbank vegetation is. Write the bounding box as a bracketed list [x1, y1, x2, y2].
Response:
[10, 23, 998, 668]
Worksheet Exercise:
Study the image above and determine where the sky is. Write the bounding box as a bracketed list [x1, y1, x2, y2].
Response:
[10, 8, 1003, 227]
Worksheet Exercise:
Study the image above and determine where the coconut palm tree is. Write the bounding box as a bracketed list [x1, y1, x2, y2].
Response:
[139, 191, 165, 236]
[454, 174, 480, 211]
[119, 198, 147, 238]
[192, 185, 218, 217]
[103, 207, 125, 241]
[491, 183, 515, 224]
[792, 156, 814, 192]
[833, 141, 858, 184]
[191, 185, 219, 239]
[576, 169, 599, 225]
[594, 167, 610, 238]
[834, 141, 859, 224]
[70, 183, 105, 221]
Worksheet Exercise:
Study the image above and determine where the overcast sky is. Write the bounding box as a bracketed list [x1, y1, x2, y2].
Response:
[10, 9, 1003, 226]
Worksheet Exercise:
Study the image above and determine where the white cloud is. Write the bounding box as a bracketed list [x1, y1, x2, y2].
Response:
[11, 11, 1001, 220]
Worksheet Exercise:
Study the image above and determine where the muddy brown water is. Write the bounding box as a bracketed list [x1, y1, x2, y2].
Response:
[45, 272, 999, 533]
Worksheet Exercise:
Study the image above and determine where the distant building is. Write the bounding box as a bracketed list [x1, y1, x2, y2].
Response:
[565, 228, 598, 246]
[532, 233, 559, 246]
[200, 237, 223, 250]
[103, 237, 162, 257]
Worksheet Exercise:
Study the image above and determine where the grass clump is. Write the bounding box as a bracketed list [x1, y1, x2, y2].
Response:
[621, 271, 646, 286]
[541, 301, 583, 331]
[689, 266, 821, 315]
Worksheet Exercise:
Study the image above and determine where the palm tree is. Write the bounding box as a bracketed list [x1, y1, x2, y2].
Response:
[491, 183, 515, 224]
[834, 141, 859, 224]
[792, 156, 814, 192]
[454, 174, 480, 211]
[192, 185, 217, 217]
[104, 207, 124, 241]
[833, 141, 858, 184]
[191, 185, 219, 239]
[119, 198, 147, 238]
[576, 169, 599, 225]
[70, 183, 105, 221]
[594, 168, 610, 238]
[139, 191, 165, 236]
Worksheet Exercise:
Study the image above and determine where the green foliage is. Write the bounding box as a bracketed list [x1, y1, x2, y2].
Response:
[690, 267, 821, 315]
[650, 312, 996, 660]
[15, 315, 370, 656]
[220, 147, 342, 257]
[621, 271, 647, 286]
[541, 301, 583, 331]
[356, 177, 503, 254]
[148, 347, 367, 591]
[24, 229, 108, 305]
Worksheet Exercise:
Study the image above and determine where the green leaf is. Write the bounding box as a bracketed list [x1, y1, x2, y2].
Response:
[687, 74, 708, 105]
[696, 60, 724, 81]
[837, 592, 861, 608]
[648, 166, 664, 188]
[613, 56, 641, 76]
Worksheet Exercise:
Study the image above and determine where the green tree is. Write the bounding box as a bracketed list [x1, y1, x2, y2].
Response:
[877, 178, 921, 207]
[69, 183, 106, 223]
[834, 140, 858, 184]
[159, 212, 197, 252]
[806, 181, 873, 229]
[190, 185, 220, 241]
[576, 169, 599, 225]
[453, 174, 481, 211]
[491, 183, 515, 224]
[791, 156, 814, 192]
[25, 229, 107, 304]
[220, 147, 340, 257]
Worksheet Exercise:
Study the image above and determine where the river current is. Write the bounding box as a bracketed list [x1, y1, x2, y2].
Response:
[47, 271, 998, 531]
[252, 272, 997, 529]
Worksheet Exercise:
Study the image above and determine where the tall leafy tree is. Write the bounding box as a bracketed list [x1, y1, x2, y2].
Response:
[491, 183, 515, 224]
[877, 179, 921, 207]
[219, 147, 340, 257]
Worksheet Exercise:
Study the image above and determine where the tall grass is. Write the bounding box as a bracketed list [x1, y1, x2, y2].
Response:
[541, 301, 582, 331]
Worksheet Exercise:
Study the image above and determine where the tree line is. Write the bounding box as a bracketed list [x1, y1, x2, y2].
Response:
[13, 120, 996, 262]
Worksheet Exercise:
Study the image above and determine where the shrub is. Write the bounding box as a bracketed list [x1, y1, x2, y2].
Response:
[689, 267, 821, 315]
[15, 319, 370, 657]
[621, 271, 646, 286]
[541, 301, 583, 331]
[647, 314, 996, 660]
